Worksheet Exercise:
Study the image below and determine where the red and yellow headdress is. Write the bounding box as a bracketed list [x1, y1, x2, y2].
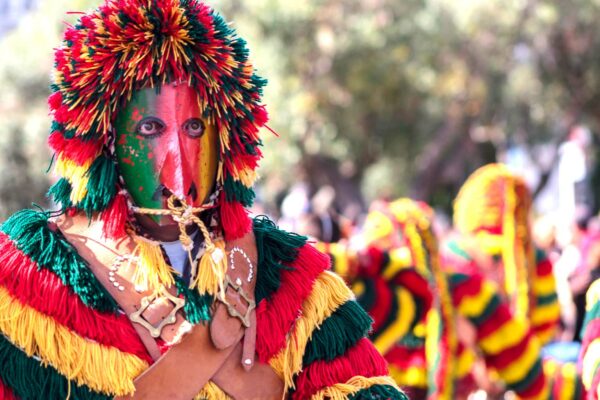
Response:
[453, 163, 535, 319]
[47, 0, 267, 241]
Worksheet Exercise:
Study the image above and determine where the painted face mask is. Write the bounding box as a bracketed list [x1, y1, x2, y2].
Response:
[115, 83, 218, 224]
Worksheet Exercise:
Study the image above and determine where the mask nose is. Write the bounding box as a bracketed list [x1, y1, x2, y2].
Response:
[159, 133, 194, 202]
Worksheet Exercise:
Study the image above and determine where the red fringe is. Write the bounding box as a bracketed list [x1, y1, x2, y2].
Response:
[48, 91, 62, 111]
[100, 192, 129, 239]
[393, 269, 432, 312]
[360, 246, 385, 277]
[486, 332, 531, 370]
[476, 301, 512, 339]
[48, 131, 102, 166]
[536, 258, 553, 276]
[292, 338, 389, 400]
[0, 234, 152, 364]
[219, 196, 251, 241]
[450, 272, 484, 306]
[0, 377, 18, 400]
[255, 244, 329, 362]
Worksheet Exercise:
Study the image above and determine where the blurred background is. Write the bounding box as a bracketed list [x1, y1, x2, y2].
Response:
[1, 0, 600, 229]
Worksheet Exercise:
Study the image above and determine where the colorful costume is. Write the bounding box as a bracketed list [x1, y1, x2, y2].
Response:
[0, 1, 406, 399]
[581, 278, 600, 400]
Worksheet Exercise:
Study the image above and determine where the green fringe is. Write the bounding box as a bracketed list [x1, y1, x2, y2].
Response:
[1, 209, 118, 313]
[47, 178, 73, 209]
[355, 278, 377, 317]
[372, 282, 399, 341]
[536, 292, 558, 306]
[80, 154, 118, 216]
[224, 176, 255, 206]
[581, 300, 600, 337]
[508, 359, 543, 393]
[302, 300, 372, 366]
[469, 293, 500, 327]
[252, 216, 307, 304]
[349, 385, 409, 400]
[173, 276, 212, 324]
[0, 334, 110, 400]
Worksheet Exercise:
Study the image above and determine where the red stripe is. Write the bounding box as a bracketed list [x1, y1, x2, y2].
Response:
[476, 302, 512, 339]
[385, 344, 426, 369]
[0, 377, 18, 400]
[551, 362, 565, 400]
[292, 338, 389, 400]
[536, 258, 553, 276]
[370, 277, 392, 333]
[256, 244, 328, 362]
[393, 269, 432, 311]
[451, 273, 484, 307]
[516, 367, 546, 399]
[486, 333, 531, 370]
[532, 319, 559, 337]
[48, 131, 103, 166]
[0, 233, 152, 364]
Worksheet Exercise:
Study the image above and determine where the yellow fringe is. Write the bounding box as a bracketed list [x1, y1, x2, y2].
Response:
[310, 375, 401, 400]
[55, 156, 93, 204]
[269, 271, 354, 391]
[586, 279, 600, 311]
[457, 279, 496, 318]
[131, 236, 175, 292]
[373, 287, 415, 355]
[0, 285, 148, 396]
[456, 347, 476, 379]
[193, 239, 227, 297]
[194, 381, 232, 400]
[382, 247, 412, 280]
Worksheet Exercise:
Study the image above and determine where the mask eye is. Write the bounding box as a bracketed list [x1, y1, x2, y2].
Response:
[135, 117, 165, 137]
[182, 118, 206, 138]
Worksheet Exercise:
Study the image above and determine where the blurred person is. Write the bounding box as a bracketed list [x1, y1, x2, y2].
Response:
[0, 1, 409, 399]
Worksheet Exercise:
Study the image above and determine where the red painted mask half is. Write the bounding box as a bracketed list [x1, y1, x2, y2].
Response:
[115, 83, 218, 226]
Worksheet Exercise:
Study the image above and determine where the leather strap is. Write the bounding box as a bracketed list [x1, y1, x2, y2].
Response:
[56, 214, 283, 399]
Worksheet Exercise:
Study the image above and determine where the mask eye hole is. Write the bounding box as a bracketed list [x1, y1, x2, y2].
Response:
[182, 118, 205, 138]
[135, 117, 166, 138]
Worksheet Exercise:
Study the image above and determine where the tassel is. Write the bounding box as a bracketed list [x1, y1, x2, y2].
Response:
[220, 195, 251, 241]
[131, 236, 175, 292]
[192, 239, 227, 298]
[101, 192, 129, 239]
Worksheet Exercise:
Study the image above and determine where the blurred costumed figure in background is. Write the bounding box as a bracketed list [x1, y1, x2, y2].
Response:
[0, 1, 409, 399]
[580, 278, 600, 400]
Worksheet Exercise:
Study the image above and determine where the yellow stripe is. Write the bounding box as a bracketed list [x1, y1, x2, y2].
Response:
[531, 302, 560, 326]
[559, 362, 577, 400]
[310, 376, 401, 400]
[532, 274, 556, 296]
[374, 287, 415, 355]
[496, 337, 540, 384]
[582, 338, 600, 389]
[382, 247, 412, 281]
[352, 280, 366, 298]
[0, 285, 148, 396]
[389, 364, 427, 388]
[456, 347, 476, 379]
[329, 243, 351, 279]
[478, 318, 528, 355]
[457, 279, 496, 318]
[269, 271, 354, 391]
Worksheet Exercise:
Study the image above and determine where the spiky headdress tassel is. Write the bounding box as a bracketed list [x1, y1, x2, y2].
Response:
[46, 0, 267, 242]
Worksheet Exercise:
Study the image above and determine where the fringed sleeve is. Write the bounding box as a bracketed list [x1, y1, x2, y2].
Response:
[0, 209, 152, 399]
[581, 278, 600, 400]
[450, 272, 549, 400]
[253, 217, 407, 399]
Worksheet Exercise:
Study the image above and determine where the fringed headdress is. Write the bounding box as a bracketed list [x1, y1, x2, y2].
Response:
[388, 198, 457, 400]
[453, 163, 535, 320]
[47, 0, 267, 243]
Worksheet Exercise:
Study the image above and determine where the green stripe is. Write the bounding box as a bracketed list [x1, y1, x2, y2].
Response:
[173, 276, 212, 324]
[507, 359, 543, 393]
[224, 176, 255, 206]
[253, 216, 307, 304]
[302, 300, 372, 366]
[470, 295, 500, 326]
[0, 334, 110, 400]
[349, 384, 408, 400]
[373, 282, 399, 340]
[536, 292, 558, 307]
[1, 209, 118, 313]
[356, 278, 378, 316]
[447, 241, 472, 261]
[448, 272, 470, 288]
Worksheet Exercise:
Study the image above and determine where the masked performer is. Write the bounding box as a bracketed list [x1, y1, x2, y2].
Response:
[0, 1, 408, 399]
